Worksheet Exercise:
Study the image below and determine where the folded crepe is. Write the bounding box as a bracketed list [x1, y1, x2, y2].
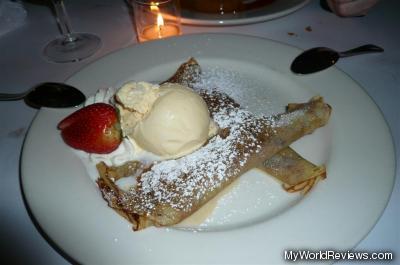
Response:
[164, 57, 327, 193]
[97, 87, 331, 230]
[258, 147, 326, 194]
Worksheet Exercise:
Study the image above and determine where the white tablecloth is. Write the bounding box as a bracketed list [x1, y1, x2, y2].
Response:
[0, 0, 398, 264]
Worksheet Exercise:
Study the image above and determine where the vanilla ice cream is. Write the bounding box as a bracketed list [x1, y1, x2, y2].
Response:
[115, 82, 218, 159]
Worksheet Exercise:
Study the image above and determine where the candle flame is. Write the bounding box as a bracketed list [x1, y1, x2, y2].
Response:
[157, 13, 164, 27]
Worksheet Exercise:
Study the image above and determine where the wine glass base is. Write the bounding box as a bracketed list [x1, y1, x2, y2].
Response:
[44, 33, 101, 63]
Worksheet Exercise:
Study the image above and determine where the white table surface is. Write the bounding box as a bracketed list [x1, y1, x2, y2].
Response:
[0, 0, 398, 264]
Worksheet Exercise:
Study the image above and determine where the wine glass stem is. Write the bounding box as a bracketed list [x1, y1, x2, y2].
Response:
[51, 0, 76, 43]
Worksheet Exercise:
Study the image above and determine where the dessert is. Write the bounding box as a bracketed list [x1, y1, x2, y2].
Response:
[116, 82, 217, 159]
[58, 58, 332, 231]
[97, 91, 331, 230]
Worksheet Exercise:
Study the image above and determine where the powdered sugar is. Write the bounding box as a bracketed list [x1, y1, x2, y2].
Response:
[190, 66, 276, 116]
[120, 91, 272, 213]
[272, 108, 305, 128]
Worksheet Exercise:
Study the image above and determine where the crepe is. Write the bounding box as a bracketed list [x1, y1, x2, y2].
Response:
[258, 148, 326, 194]
[97, 88, 331, 230]
[164, 57, 327, 193]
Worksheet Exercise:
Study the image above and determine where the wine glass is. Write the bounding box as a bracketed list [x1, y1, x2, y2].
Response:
[43, 0, 101, 63]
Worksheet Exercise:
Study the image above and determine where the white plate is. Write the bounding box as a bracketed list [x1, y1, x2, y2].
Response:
[21, 34, 395, 264]
[180, 0, 310, 26]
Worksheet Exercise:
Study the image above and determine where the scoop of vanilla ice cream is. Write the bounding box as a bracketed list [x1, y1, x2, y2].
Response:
[133, 83, 216, 158]
[115, 81, 218, 159]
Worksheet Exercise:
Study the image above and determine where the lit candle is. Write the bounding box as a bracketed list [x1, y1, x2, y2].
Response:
[133, 0, 182, 43]
[140, 12, 180, 41]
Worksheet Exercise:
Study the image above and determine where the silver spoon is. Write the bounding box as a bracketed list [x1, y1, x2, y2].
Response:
[0, 82, 86, 108]
[291, 44, 384, 74]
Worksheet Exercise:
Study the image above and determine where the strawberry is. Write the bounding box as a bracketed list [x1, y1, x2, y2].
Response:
[58, 103, 122, 154]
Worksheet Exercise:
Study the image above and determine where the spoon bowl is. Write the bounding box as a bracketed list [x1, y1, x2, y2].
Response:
[0, 82, 86, 108]
[291, 44, 384, 74]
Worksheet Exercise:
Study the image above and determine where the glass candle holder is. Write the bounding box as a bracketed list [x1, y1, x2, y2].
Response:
[132, 0, 181, 42]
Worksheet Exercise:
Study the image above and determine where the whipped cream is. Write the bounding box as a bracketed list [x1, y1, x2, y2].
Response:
[73, 86, 162, 189]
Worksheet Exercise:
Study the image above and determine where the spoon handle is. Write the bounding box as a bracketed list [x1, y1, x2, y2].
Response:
[0, 92, 28, 101]
[339, 44, 384, 58]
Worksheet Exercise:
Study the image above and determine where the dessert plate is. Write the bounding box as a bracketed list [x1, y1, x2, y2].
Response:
[180, 0, 310, 26]
[21, 33, 395, 264]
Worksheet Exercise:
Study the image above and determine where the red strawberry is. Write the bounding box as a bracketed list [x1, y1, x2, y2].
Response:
[58, 103, 122, 154]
